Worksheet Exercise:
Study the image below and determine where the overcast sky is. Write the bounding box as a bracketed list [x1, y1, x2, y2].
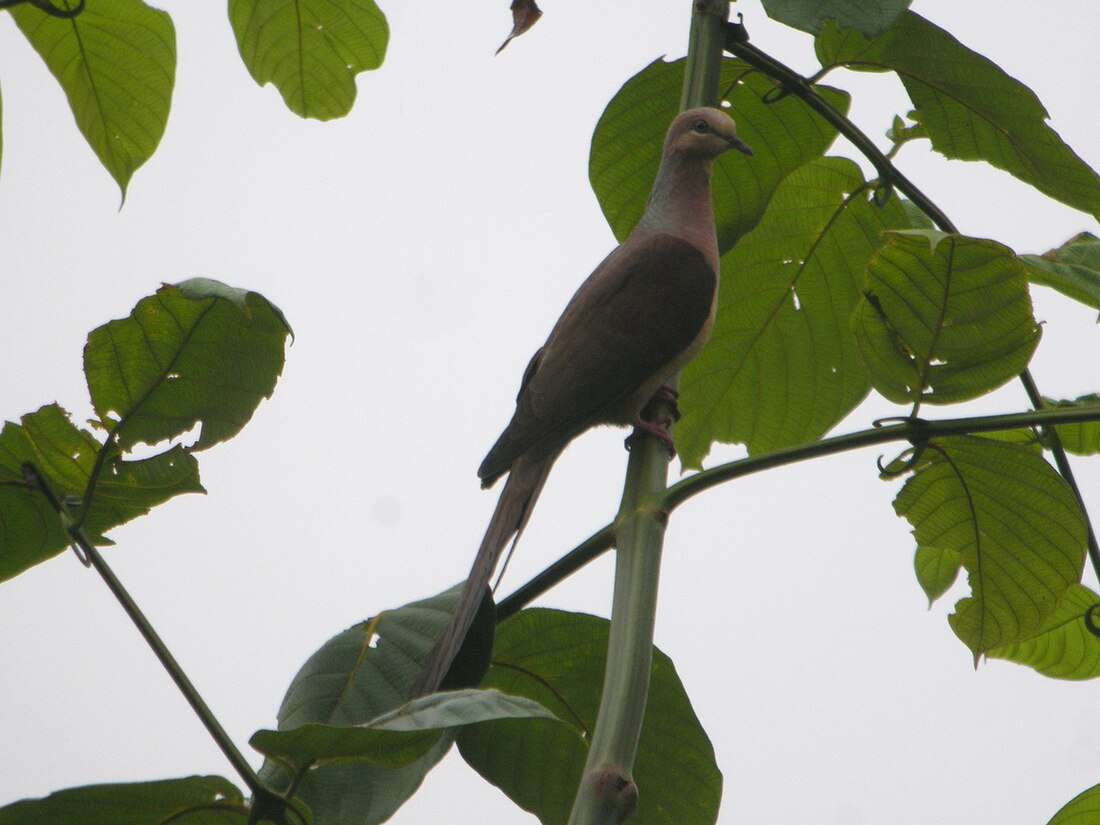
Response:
[2, 1, 1099, 823]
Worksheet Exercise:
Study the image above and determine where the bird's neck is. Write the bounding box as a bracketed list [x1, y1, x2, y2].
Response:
[633, 152, 719, 270]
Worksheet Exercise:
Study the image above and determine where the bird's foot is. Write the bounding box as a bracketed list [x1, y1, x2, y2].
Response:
[625, 417, 676, 458]
[648, 386, 682, 421]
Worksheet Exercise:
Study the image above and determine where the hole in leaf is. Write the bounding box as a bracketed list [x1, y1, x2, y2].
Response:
[367, 632, 380, 649]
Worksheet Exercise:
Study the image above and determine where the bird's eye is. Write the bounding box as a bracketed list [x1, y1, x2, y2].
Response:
[692, 119, 709, 133]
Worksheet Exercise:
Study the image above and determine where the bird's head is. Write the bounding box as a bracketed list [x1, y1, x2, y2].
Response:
[666, 107, 753, 160]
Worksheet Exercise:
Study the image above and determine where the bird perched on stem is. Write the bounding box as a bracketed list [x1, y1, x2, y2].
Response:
[408, 107, 752, 698]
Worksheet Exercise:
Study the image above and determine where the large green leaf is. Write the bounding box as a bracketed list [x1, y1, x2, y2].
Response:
[0, 404, 202, 582]
[851, 231, 1040, 406]
[892, 436, 1086, 659]
[11, 0, 175, 200]
[677, 157, 907, 465]
[1047, 783, 1100, 825]
[590, 57, 849, 254]
[457, 609, 720, 825]
[816, 12, 1100, 220]
[229, 0, 388, 120]
[85, 279, 291, 452]
[1023, 232, 1100, 311]
[258, 586, 469, 825]
[0, 776, 244, 825]
[252, 689, 567, 776]
[987, 584, 1100, 680]
[761, 0, 911, 36]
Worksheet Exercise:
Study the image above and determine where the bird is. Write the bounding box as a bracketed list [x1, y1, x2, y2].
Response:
[408, 107, 752, 698]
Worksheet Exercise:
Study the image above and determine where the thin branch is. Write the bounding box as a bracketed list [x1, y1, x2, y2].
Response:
[500, 404, 1100, 613]
[20, 463, 287, 818]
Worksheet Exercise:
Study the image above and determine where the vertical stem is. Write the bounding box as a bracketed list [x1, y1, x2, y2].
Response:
[567, 3, 729, 823]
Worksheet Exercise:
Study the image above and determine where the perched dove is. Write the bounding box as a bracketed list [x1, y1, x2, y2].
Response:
[409, 107, 752, 698]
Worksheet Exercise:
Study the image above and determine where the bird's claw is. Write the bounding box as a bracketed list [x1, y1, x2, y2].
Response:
[625, 417, 676, 459]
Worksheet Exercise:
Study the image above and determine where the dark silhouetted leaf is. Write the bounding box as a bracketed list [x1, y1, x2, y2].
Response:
[457, 609, 720, 825]
[258, 586, 469, 825]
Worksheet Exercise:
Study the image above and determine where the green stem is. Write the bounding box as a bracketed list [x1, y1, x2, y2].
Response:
[723, 23, 1100, 580]
[20, 463, 285, 817]
[501, 404, 1100, 613]
[566, 2, 730, 823]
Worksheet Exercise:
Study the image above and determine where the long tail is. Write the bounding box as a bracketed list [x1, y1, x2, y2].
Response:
[407, 450, 557, 698]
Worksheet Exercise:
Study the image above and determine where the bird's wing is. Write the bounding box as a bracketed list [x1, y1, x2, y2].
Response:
[478, 232, 716, 483]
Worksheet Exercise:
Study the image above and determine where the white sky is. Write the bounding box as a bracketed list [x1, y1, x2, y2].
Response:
[2, 1, 1099, 823]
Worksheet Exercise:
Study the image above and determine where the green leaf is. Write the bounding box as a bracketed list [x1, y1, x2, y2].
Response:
[11, 0, 175, 201]
[1023, 232, 1100, 311]
[252, 689, 565, 775]
[1043, 395, 1100, 455]
[678, 157, 908, 465]
[85, 279, 291, 452]
[257, 586, 468, 825]
[761, 0, 911, 36]
[987, 585, 1100, 680]
[851, 231, 1040, 405]
[816, 13, 1100, 219]
[892, 436, 1086, 660]
[1047, 782, 1100, 825]
[229, 0, 389, 121]
[590, 56, 850, 254]
[0, 776, 244, 825]
[0, 404, 203, 583]
[457, 609, 721, 825]
[913, 544, 961, 605]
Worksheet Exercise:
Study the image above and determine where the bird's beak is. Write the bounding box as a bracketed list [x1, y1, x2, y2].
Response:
[728, 136, 753, 156]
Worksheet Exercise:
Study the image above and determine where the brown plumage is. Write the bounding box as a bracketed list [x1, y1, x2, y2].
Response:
[408, 107, 752, 698]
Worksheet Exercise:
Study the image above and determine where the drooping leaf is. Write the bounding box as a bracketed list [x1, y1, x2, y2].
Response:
[761, 0, 911, 36]
[11, 0, 175, 200]
[892, 435, 1086, 660]
[0, 404, 202, 583]
[1022, 232, 1100, 310]
[1042, 395, 1100, 456]
[85, 279, 291, 452]
[913, 544, 961, 605]
[1047, 782, 1100, 825]
[457, 609, 721, 825]
[678, 157, 907, 465]
[229, 0, 388, 120]
[257, 586, 471, 825]
[590, 56, 849, 254]
[816, 13, 1100, 219]
[0, 776, 244, 825]
[987, 585, 1100, 680]
[496, 0, 542, 55]
[851, 231, 1040, 406]
[252, 689, 566, 776]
